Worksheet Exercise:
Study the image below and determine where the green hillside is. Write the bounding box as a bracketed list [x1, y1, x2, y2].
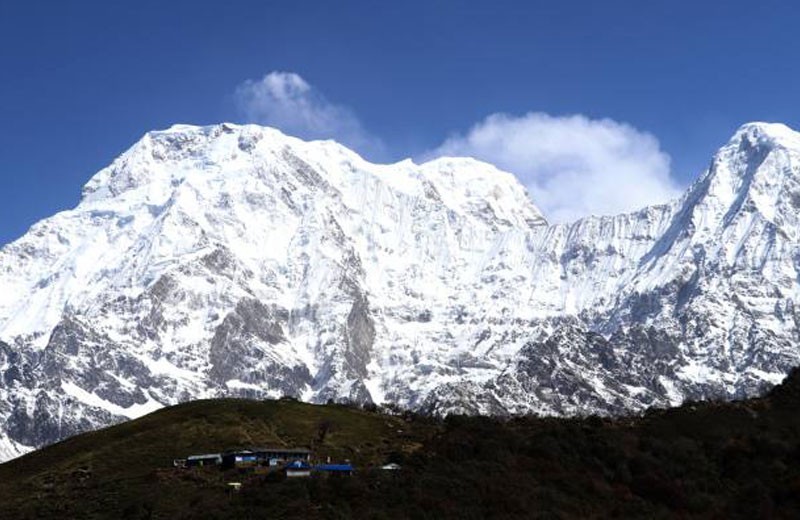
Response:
[0, 397, 434, 519]
[2, 371, 800, 519]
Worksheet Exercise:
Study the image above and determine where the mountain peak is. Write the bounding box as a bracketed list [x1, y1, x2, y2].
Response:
[726, 121, 800, 151]
[693, 121, 800, 210]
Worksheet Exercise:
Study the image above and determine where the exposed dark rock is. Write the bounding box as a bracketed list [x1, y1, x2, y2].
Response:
[208, 298, 310, 397]
[343, 294, 375, 381]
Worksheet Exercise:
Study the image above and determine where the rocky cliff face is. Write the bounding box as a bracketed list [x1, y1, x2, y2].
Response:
[2, 121, 800, 460]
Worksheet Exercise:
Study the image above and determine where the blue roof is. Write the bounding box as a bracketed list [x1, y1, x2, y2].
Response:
[315, 464, 354, 472]
[286, 460, 311, 469]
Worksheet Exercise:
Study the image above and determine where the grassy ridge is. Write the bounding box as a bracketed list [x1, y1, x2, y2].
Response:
[2, 371, 800, 518]
[0, 398, 433, 518]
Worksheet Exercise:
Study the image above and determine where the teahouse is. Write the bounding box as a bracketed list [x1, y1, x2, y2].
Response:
[285, 460, 312, 478]
[182, 446, 315, 475]
[185, 453, 223, 467]
[221, 447, 311, 469]
[222, 450, 258, 469]
[254, 447, 311, 466]
[315, 463, 354, 476]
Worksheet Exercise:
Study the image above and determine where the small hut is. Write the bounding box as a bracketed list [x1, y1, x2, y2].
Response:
[221, 450, 258, 469]
[186, 453, 223, 467]
[315, 463, 354, 476]
[253, 447, 312, 465]
[285, 460, 312, 478]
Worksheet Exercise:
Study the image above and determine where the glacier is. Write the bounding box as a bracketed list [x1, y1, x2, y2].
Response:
[1, 121, 800, 460]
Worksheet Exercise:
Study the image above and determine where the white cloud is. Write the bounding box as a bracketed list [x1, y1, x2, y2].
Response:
[431, 113, 682, 222]
[234, 71, 383, 156]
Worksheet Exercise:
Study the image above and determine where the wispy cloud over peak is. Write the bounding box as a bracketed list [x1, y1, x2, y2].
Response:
[234, 71, 383, 157]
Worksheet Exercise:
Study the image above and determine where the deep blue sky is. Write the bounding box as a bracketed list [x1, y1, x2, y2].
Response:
[1, 0, 799, 245]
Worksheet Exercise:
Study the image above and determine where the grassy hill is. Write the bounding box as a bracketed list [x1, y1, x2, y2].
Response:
[0, 397, 435, 519]
[2, 371, 800, 518]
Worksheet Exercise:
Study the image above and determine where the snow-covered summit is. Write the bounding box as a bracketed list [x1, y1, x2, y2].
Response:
[2, 122, 800, 461]
[79, 123, 546, 228]
[730, 121, 800, 147]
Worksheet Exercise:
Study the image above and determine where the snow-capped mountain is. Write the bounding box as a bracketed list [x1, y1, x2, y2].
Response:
[2, 121, 800, 461]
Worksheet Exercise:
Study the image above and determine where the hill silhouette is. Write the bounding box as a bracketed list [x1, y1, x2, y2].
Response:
[2, 370, 800, 518]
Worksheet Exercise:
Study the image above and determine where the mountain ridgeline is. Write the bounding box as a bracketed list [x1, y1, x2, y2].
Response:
[2, 122, 800, 459]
